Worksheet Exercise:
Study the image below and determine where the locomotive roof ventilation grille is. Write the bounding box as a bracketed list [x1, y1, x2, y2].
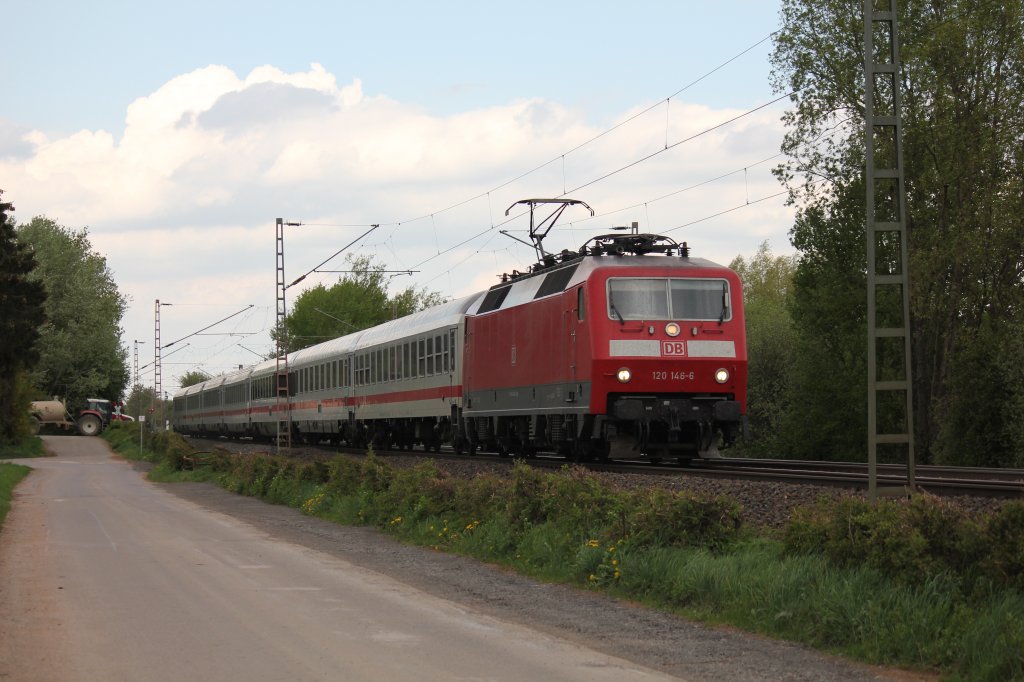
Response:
[534, 263, 580, 299]
[478, 285, 512, 313]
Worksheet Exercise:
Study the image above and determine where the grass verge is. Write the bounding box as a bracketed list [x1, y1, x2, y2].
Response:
[102, 424, 1024, 681]
[0, 436, 46, 459]
[0, 463, 31, 531]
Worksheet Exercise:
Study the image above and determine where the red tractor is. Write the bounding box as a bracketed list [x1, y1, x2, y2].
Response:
[29, 398, 125, 436]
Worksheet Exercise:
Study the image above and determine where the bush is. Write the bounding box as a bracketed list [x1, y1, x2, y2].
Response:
[983, 501, 1024, 592]
[626, 488, 742, 551]
[783, 494, 1016, 591]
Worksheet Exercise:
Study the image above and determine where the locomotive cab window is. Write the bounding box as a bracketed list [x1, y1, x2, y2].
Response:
[606, 278, 731, 322]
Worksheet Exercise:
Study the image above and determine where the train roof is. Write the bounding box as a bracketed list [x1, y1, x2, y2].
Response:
[287, 293, 481, 368]
[468, 253, 732, 315]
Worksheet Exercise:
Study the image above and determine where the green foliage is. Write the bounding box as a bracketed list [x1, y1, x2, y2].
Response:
[626, 488, 742, 551]
[0, 462, 31, 531]
[0, 191, 47, 445]
[983, 502, 1024, 593]
[95, 430, 1024, 678]
[771, 0, 1024, 465]
[177, 370, 211, 389]
[0, 436, 46, 459]
[729, 242, 798, 452]
[275, 255, 447, 352]
[17, 217, 129, 408]
[783, 494, 1024, 594]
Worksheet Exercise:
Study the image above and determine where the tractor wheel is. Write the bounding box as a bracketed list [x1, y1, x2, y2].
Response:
[30, 416, 41, 435]
[77, 414, 102, 436]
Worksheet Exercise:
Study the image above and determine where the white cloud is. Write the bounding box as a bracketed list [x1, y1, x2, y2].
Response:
[1, 62, 796, 388]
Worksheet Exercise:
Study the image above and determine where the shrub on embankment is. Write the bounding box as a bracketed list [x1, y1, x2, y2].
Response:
[102, 425, 1024, 680]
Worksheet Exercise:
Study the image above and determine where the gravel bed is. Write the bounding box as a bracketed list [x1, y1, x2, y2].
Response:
[190, 438, 1008, 531]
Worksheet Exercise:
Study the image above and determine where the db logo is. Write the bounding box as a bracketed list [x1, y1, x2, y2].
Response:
[662, 341, 686, 356]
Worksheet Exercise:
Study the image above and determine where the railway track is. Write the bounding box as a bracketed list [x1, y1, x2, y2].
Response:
[676, 458, 1023, 498]
[187, 436, 1023, 500]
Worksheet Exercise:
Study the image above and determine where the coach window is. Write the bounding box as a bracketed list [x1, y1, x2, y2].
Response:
[577, 287, 585, 321]
[418, 338, 426, 376]
[388, 346, 395, 382]
[434, 334, 443, 374]
[425, 337, 433, 375]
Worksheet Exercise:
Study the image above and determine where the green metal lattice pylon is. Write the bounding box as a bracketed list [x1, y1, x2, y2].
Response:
[864, 0, 915, 500]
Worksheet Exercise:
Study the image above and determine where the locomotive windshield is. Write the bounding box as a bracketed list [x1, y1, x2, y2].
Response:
[606, 278, 731, 321]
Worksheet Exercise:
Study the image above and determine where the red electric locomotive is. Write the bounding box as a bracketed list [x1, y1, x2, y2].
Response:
[460, 229, 747, 462]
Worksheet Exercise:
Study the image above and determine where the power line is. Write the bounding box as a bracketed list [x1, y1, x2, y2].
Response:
[162, 306, 254, 349]
[378, 30, 782, 231]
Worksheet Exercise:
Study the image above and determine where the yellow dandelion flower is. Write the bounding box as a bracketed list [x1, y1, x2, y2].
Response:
[611, 559, 618, 566]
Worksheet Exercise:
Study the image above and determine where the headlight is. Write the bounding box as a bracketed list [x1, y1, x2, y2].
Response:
[665, 322, 681, 337]
[714, 368, 730, 384]
[616, 368, 632, 383]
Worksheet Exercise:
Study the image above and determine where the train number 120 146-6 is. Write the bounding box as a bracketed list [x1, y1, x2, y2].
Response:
[652, 371, 695, 381]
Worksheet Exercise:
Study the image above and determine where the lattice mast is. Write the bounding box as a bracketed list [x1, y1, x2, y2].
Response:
[153, 300, 162, 422]
[275, 218, 291, 453]
[864, 0, 916, 499]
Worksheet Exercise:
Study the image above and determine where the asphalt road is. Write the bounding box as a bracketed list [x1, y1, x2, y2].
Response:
[0, 437, 673, 681]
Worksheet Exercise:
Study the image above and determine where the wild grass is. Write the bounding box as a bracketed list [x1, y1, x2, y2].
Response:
[0, 462, 31, 531]
[100, 429, 1024, 680]
[0, 436, 46, 459]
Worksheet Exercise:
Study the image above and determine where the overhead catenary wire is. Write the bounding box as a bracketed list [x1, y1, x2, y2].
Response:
[162, 306, 254, 349]
[369, 30, 782, 233]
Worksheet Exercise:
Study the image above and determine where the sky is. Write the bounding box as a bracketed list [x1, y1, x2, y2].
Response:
[2, 0, 797, 397]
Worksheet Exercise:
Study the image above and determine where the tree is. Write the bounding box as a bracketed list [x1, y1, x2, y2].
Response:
[178, 370, 211, 388]
[771, 0, 1024, 464]
[274, 255, 447, 352]
[0, 191, 47, 443]
[729, 242, 799, 454]
[17, 217, 130, 409]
